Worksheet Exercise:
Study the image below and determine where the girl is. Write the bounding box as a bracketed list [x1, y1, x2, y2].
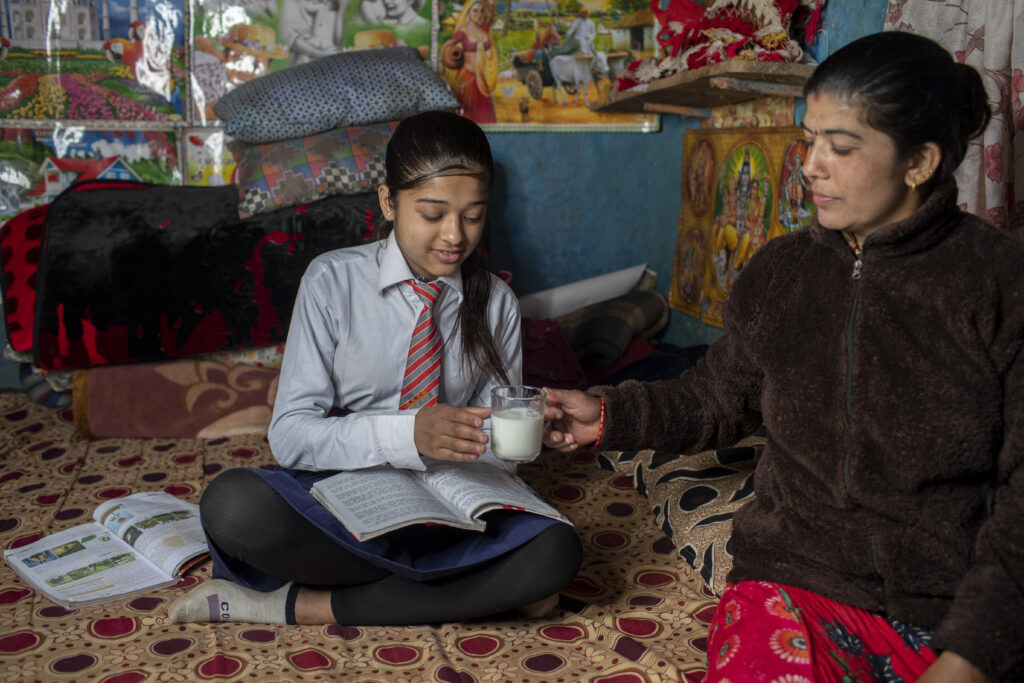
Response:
[169, 110, 581, 626]
[545, 32, 1022, 682]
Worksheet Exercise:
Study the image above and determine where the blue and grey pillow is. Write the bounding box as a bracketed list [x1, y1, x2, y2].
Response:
[215, 47, 458, 144]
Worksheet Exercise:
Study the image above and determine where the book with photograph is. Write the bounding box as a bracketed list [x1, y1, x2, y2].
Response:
[3, 491, 208, 609]
[310, 460, 571, 541]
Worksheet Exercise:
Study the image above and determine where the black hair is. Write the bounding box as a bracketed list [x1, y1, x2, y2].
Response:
[803, 31, 991, 189]
[378, 110, 510, 387]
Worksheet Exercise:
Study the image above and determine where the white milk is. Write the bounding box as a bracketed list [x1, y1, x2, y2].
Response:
[491, 408, 544, 461]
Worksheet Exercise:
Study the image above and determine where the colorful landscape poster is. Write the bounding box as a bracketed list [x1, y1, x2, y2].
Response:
[670, 127, 814, 327]
[0, 0, 188, 122]
[437, 0, 658, 130]
[0, 127, 180, 221]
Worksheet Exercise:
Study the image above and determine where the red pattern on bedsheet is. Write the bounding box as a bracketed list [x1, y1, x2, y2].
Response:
[0, 392, 713, 681]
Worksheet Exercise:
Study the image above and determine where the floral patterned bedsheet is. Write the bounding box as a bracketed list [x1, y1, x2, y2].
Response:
[0, 391, 714, 682]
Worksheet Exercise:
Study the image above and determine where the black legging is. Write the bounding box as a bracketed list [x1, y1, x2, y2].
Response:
[200, 468, 583, 625]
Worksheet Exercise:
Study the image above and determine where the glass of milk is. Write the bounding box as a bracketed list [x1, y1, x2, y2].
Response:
[490, 386, 546, 462]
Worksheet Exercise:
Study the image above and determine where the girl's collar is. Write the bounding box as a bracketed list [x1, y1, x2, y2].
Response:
[376, 236, 465, 295]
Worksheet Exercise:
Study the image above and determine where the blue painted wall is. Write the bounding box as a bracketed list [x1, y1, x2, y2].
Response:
[488, 0, 890, 348]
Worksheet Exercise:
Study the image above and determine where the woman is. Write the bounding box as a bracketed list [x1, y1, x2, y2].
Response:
[544, 32, 1022, 682]
[168, 111, 580, 627]
[442, 0, 498, 124]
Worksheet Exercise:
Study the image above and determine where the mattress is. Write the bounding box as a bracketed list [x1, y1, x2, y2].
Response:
[0, 391, 713, 682]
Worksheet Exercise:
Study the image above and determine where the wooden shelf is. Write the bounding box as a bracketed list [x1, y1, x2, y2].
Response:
[597, 60, 816, 115]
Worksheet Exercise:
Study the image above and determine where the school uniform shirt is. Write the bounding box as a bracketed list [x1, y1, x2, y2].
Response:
[268, 237, 522, 473]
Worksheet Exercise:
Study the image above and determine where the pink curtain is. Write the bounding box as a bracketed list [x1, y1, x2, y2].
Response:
[885, 0, 1023, 232]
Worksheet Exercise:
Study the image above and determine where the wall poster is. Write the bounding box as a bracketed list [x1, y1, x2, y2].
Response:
[436, 0, 658, 131]
[670, 127, 814, 328]
[190, 0, 434, 125]
[0, 126, 181, 219]
[0, 0, 655, 220]
[0, 0, 188, 122]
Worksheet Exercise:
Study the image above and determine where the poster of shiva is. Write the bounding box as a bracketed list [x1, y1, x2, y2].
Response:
[670, 127, 814, 327]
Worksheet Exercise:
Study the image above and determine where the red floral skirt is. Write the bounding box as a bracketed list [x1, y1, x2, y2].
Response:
[706, 581, 937, 682]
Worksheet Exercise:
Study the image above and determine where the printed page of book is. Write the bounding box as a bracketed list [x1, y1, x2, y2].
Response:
[93, 492, 208, 577]
[311, 467, 482, 541]
[421, 462, 570, 523]
[3, 523, 176, 608]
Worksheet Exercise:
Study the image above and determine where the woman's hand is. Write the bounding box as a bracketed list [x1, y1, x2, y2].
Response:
[543, 388, 602, 451]
[916, 651, 989, 683]
[414, 404, 490, 461]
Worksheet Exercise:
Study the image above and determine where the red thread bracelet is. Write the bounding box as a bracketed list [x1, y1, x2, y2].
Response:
[595, 397, 606, 445]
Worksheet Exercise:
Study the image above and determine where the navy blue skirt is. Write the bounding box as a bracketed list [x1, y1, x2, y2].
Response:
[209, 466, 564, 590]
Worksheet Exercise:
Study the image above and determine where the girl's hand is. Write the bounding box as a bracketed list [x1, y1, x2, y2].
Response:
[916, 651, 988, 683]
[542, 388, 602, 452]
[414, 404, 491, 461]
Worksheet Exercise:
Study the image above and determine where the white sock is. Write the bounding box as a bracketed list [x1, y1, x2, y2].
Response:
[518, 593, 560, 619]
[167, 579, 293, 624]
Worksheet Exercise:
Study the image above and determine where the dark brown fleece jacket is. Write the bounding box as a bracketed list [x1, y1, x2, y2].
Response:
[594, 182, 1024, 680]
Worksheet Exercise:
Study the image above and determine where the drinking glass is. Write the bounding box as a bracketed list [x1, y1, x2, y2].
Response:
[490, 386, 546, 462]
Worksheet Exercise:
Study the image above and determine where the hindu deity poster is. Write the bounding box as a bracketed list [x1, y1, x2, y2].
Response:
[436, 0, 658, 131]
[670, 127, 814, 327]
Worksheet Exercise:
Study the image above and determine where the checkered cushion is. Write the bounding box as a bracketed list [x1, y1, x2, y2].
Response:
[232, 121, 398, 218]
[214, 47, 458, 144]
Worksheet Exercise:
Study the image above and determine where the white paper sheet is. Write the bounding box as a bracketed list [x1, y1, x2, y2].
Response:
[517, 263, 650, 319]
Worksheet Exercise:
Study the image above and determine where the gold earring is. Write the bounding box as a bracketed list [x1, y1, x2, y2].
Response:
[910, 181, 917, 192]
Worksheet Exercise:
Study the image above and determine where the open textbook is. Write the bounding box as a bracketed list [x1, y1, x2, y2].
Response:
[3, 491, 208, 609]
[310, 461, 571, 541]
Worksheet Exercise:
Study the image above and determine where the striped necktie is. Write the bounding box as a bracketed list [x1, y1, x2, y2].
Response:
[399, 280, 443, 410]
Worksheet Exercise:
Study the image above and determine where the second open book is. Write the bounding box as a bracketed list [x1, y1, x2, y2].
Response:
[3, 491, 208, 608]
[310, 460, 571, 541]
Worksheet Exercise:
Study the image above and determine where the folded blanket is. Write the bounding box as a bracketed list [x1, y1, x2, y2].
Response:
[73, 360, 279, 439]
[556, 290, 669, 366]
[0, 203, 49, 354]
[602, 343, 709, 384]
[521, 318, 588, 390]
[34, 180, 382, 370]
